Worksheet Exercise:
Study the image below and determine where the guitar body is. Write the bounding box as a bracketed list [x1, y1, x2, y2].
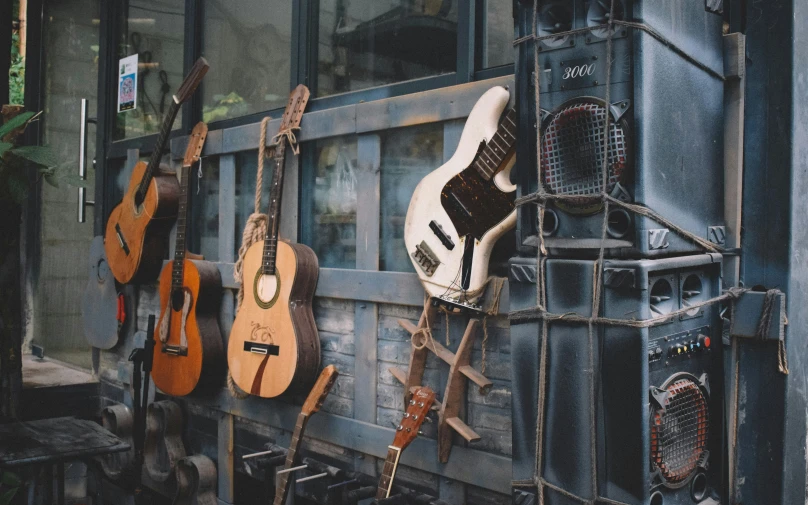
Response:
[152, 259, 223, 396]
[404, 86, 516, 303]
[104, 161, 180, 284]
[228, 240, 320, 398]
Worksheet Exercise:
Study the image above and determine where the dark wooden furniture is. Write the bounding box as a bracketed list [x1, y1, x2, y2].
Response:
[0, 417, 130, 504]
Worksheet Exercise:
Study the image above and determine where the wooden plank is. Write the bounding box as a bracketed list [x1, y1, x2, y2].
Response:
[445, 418, 480, 443]
[218, 155, 237, 345]
[217, 413, 235, 504]
[458, 365, 493, 393]
[354, 133, 381, 479]
[183, 391, 512, 494]
[388, 367, 408, 385]
[356, 76, 514, 133]
[724, 33, 746, 287]
[169, 76, 514, 156]
[398, 319, 419, 335]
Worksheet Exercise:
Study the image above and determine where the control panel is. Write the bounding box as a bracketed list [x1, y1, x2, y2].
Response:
[649, 326, 711, 365]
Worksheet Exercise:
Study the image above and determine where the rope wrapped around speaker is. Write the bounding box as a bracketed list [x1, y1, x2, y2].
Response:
[509, 2, 787, 504]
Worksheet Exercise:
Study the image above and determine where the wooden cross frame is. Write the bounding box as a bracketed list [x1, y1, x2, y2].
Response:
[388, 303, 493, 463]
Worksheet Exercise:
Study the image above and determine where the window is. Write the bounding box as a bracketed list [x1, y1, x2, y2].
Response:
[191, 156, 221, 261]
[113, 0, 186, 140]
[300, 137, 359, 269]
[478, 0, 515, 69]
[202, 1, 292, 122]
[379, 124, 444, 272]
[316, 0, 458, 97]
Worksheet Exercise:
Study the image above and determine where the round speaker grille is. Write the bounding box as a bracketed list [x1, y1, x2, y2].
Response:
[541, 99, 630, 213]
[650, 375, 709, 487]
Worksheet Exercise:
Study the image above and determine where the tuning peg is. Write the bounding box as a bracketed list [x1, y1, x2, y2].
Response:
[418, 430, 424, 436]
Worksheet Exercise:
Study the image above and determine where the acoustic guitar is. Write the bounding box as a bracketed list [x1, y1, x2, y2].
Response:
[404, 86, 517, 310]
[151, 122, 224, 397]
[376, 386, 436, 500]
[274, 365, 339, 505]
[227, 85, 320, 398]
[105, 57, 209, 285]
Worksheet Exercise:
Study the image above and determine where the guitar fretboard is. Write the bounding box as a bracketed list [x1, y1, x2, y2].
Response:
[375, 446, 402, 500]
[137, 99, 181, 203]
[262, 141, 288, 275]
[171, 164, 191, 291]
[273, 412, 309, 505]
[472, 108, 517, 181]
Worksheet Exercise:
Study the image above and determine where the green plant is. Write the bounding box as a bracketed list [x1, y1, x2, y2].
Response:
[0, 111, 86, 203]
[0, 470, 21, 505]
[9, 31, 24, 106]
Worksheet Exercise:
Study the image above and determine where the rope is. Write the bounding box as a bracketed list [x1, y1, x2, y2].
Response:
[228, 117, 273, 399]
[272, 126, 302, 155]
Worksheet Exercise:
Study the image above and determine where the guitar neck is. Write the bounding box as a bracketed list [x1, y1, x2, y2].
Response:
[472, 108, 517, 181]
[171, 164, 191, 291]
[262, 141, 288, 275]
[376, 446, 402, 500]
[137, 99, 181, 202]
[274, 412, 309, 505]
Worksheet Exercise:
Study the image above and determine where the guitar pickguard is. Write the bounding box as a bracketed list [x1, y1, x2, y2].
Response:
[440, 163, 515, 241]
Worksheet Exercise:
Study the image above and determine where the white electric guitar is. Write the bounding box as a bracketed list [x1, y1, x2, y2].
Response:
[404, 86, 517, 310]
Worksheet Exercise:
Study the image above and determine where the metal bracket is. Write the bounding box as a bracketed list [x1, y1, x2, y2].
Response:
[705, 0, 723, 14]
[708, 226, 727, 246]
[648, 229, 670, 250]
[724, 33, 746, 80]
[729, 291, 786, 341]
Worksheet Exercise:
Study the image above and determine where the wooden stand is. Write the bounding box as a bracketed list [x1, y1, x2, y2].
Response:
[175, 454, 218, 505]
[388, 303, 492, 463]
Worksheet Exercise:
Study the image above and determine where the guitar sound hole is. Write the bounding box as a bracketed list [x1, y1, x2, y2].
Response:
[171, 289, 185, 312]
[256, 274, 280, 305]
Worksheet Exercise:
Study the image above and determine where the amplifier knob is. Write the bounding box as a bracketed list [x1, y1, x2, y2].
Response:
[699, 335, 711, 349]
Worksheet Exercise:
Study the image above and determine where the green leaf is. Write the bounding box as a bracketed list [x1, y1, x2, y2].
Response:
[43, 173, 60, 189]
[0, 142, 13, 157]
[0, 487, 18, 505]
[0, 111, 35, 138]
[10, 145, 58, 168]
[57, 173, 89, 188]
[7, 171, 30, 202]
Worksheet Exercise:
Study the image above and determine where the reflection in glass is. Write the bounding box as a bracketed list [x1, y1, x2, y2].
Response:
[202, 1, 292, 122]
[190, 156, 221, 262]
[114, 0, 185, 140]
[380, 124, 444, 272]
[234, 151, 275, 259]
[301, 138, 359, 269]
[317, 0, 458, 97]
[479, 0, 515, 68]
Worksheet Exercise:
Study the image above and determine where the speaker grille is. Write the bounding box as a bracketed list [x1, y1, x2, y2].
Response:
[650, 376, 709, 487]
[541, 100, 629, 203]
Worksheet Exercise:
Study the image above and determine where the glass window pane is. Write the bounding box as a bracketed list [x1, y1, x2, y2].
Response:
[202, 1, 292, 122]
[380, 124, 444, 272]
[234, 151, 276, 259]
[33, 0, 100, 369]
[479, 0, 514, 68]
[301, 137, 359, 269]
[191, 156, 221, 261]
[113, 0, 185, 140]
[317, 0, 458, 97]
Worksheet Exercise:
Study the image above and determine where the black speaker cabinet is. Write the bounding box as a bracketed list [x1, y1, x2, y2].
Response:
[515, 1, 726, 257]
[513, 253, 725, 505]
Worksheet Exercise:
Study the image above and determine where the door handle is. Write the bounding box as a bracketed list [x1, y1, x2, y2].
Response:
[78, 98, 97, 223]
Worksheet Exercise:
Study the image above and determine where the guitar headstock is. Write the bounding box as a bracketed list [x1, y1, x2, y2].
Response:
[392, 387, 435, 450]
[301, 365, 339, 416]
[278, 84, 310, 134]
[175, 57, 210, 104]
[183, 122, 208, 168]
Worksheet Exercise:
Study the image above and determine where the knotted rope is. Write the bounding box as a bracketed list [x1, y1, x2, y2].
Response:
[228, 117, 273, 400]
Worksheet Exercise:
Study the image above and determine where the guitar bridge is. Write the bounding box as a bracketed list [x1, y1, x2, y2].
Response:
[243, 342, 280, 356]
[162, 345, 188, 356]
[115, 224, 130, 255]
[411, 241, 440, 277]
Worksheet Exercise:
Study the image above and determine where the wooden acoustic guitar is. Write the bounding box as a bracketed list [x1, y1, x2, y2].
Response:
[151, 122, 224, 397]
[376, 386, 436, 500]
[274, 365, 339, 505]
[105, 57, 209, 285]
[404, 86, 517, 310]
[227, 85, 321, 398]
